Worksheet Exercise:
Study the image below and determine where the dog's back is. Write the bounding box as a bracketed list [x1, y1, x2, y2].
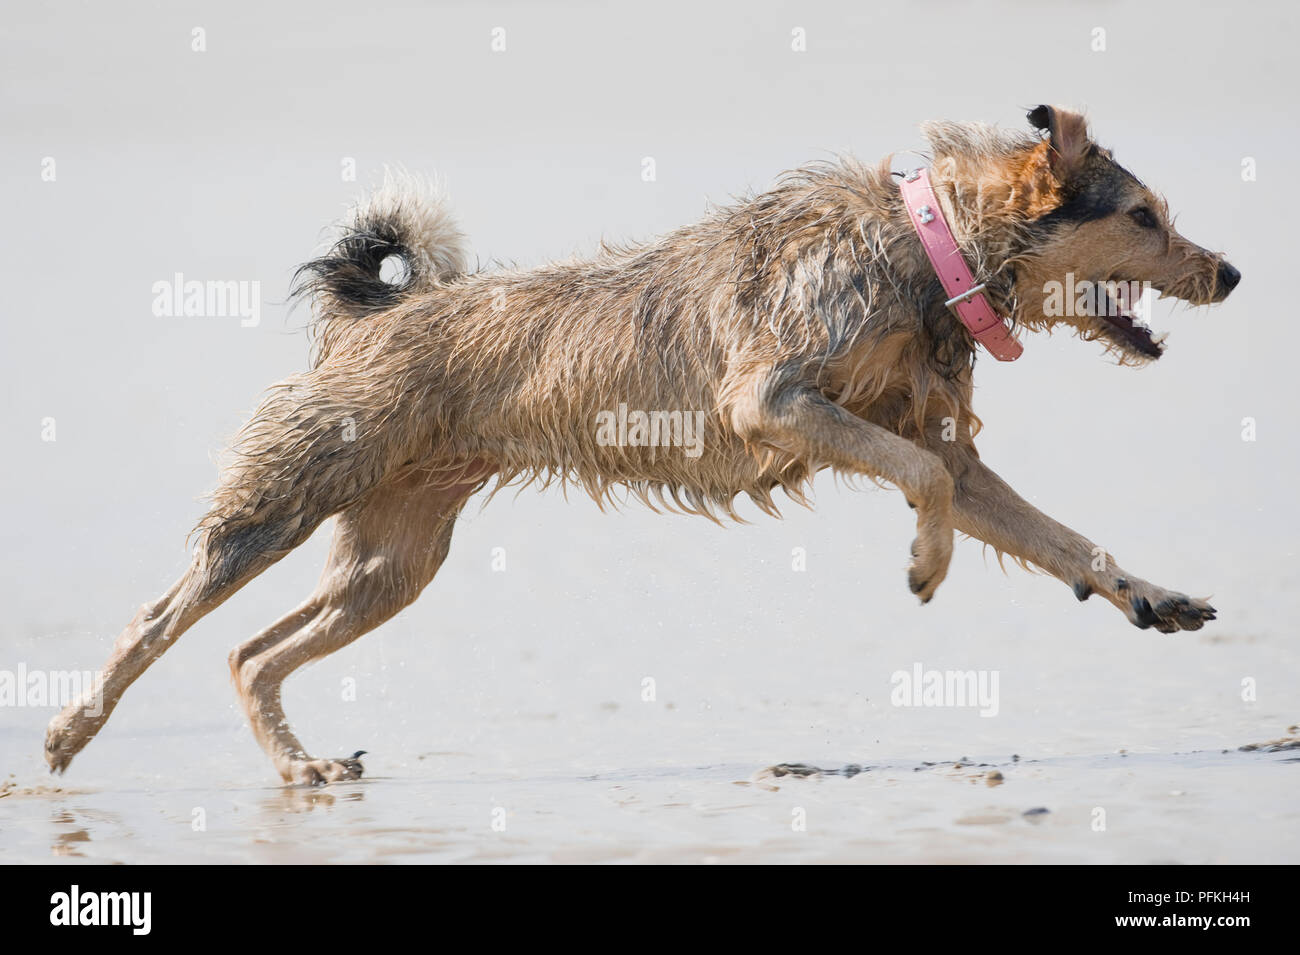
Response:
[283, 162, 939, 523]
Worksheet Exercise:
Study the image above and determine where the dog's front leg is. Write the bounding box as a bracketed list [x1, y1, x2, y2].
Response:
[939, 445, 1215, 632]
[734, 384, 955, 601]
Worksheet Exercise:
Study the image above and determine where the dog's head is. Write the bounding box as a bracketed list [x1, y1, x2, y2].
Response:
[925, 105, 1239, 362]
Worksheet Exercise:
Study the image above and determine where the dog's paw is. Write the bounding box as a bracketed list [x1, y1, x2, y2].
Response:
[44, 720, 75, 776]
[1124, 583, 1216, 633]
[44, 704, 101, 775]
[908, 533, 952, 604]
[285, 751, 366, 786]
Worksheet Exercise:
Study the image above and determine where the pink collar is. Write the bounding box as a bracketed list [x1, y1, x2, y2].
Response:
[898, 168, 1022, 362]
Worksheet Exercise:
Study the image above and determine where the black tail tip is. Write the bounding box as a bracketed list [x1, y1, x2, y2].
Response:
[290, 225, 418, 315]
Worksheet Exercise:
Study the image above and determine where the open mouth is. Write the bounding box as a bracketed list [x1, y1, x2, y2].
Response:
[1091, 282, 1167, 360]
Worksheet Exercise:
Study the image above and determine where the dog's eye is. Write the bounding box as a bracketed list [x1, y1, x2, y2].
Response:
[1128, 207, 1159, 230]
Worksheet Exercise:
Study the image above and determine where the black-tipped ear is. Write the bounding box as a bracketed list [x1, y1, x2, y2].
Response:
[1025, 104, 1091, 180]
[1027, 105, 1052, 133]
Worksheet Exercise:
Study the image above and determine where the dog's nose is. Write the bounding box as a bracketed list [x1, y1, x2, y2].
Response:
[1216, 260, 1241, 295]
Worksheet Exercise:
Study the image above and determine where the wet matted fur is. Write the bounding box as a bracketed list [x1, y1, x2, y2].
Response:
[47, 105, 1241, 784]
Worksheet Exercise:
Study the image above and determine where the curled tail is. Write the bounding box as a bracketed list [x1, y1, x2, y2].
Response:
[292, 169, 469, 365]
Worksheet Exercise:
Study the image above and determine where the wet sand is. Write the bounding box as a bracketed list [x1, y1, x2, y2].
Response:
[4, 739, 1297, 864]
[3, 558, 1297, 864]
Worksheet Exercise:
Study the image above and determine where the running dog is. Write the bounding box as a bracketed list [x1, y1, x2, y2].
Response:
[46, 105, 1240, 783]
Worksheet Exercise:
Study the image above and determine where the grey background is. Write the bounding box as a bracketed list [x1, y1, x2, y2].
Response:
[1, 1, 1296, 862]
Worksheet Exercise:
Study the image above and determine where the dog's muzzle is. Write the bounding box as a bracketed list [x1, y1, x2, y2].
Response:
[1216, 260, 1242, 298]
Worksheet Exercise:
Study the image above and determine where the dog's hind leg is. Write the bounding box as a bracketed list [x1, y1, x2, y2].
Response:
[228, 466, 484, 785]
[733, 381, 955, 602]
[46, 371, 415, 774]
[44, 536, 287, 775]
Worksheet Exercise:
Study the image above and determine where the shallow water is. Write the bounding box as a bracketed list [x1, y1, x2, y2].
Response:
[3, 566, 1297, 864]
[6, 741, 1298, 864]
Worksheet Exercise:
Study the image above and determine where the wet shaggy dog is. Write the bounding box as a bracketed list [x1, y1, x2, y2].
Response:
[46, 105, 1240, 784]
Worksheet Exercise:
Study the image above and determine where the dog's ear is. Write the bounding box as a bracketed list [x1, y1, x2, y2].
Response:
[1027, 104, 1091, 181]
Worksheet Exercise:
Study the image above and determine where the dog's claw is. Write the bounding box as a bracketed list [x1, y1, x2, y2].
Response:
[1131, 596, 1157, 629]
[908, 570, 937, 604]
[1125, 586, 1215, 633]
